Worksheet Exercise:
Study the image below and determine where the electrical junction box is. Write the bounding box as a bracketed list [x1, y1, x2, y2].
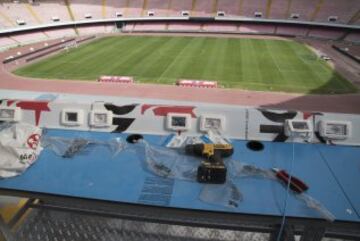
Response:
[200, 115, 225, 132]
[319, 120, 351, 140]
[61, 109, 84, 126]
[89, 110, 113, 128]
[166, 113, 191, 131]
[284, 119, 313, 138]
[0, 106, 22, 122]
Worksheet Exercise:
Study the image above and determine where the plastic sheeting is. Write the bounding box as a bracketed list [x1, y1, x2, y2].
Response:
[40, 133, 335, 221]
[199, 180, 243, 208]
[41, 136, 126, 158]
[130, 139, 335, 221]
[129, 140, 199, 181]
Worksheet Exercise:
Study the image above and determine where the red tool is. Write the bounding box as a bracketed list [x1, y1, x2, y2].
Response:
[272, 168, 309, 193]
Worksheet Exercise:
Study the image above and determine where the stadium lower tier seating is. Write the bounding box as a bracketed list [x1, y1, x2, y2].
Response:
[0, 24, 116, 51]
[120, 21, 358, 41]
[345, 32, 360, 42]
[308, 28, 346, 39]
[333, 43, 360, 63]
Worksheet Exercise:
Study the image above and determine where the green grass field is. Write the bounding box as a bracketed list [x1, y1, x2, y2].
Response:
[14, 36, 357, 94]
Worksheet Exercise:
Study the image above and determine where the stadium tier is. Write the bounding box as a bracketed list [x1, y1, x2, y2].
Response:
[217, 0, 239, 17]
[345, 32, 360, 42]
[241, 0, 268, 18]
[30, 1, 72, 23]
[0, 0, 359, 26]
[192, 0, 214, 17]
[0, 1, 358, 56]
[288, 0, 319, 21]
[268, 0, 289, 19]
[146, 0, 171, 17]
[202, 23, 238, 32]
[70, 0, 104, 20]
[313, 0, 359, 24]
[43, 27, 77, 38]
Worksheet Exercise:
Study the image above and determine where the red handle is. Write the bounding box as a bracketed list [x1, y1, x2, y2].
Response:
[275, 170, 309, 193]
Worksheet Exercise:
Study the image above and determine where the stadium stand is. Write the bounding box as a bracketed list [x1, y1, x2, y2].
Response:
[0, 36, 17, 49]
[308, 28, 346, 40]
[202, 23, 238, 32]
[192, 0, 214, 17]
[145, 0, 171, 17]
[276, 25, 308, 36]
[105, 23, 116, 32]
[69, 0, 104, 20]
[287, 0, 319, 21]
[239, 23, 275, 34]
[123, 23, 136, 32]
[104, 0, 117, 18]
[333, 43, 360, 63]
[314, 0, 359, 24]
[126, 0, 143, 17]
[167, 22, 201, 31]
[241, 0, 268, 18]
[169, 0, 192, 17]
[30, 0, 72, 24]
[217, 0, 240, 17]
[76, 24, 111, 35]
[345, 32, 360, 42]
[0, 0, 38, 27]
[0, 0, 359, 50]
[10, 31, 48, 44]
[43, 27, 77, 38]
[133, 22, 167, 31]
[0, 0, 359, 27]
[2, 37, 76, 64]
[268, 0, 290, 19]
[0, 9, 16, 28]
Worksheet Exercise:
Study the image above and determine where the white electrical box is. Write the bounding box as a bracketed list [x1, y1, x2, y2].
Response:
[89, 110, 113, 128]
[166, 113, 191, 131]
[0, 106, 22, 122]
[284, 119, 313, 138]
[319, 121, 351, 140]
[217, 11, 225, 17]
[61, 109, 84, 126]
[290, 13, 300, 19]
[200, 115, 225, 132]
[16, 19, 26, 25]
[181, 11, 190, 16]
[51, 16, 60, 22]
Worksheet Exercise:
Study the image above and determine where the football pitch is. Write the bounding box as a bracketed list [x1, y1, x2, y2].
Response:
[14, 36, 357, 94]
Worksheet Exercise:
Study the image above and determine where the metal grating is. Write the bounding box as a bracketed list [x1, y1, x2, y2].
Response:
[14, 209, 270, 241]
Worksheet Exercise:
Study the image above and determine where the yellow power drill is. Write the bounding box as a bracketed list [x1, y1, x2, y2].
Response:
[185, 143, 234, 184]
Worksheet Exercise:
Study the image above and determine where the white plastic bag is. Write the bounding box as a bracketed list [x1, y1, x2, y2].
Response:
[0, 123, 43, 178]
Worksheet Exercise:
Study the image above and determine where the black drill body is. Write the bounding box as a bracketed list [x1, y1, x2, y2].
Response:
[185, 143, 234, 184]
